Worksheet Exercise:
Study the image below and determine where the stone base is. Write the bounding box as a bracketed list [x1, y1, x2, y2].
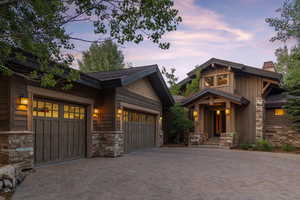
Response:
[92, 131, 124, 157]
[0, 131, 34, 171]
[265, 127, 300, 148]
[219, 132, 236, 148]
[188, 132, 209, 145]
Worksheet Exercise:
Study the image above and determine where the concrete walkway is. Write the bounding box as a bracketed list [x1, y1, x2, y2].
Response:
[13, 148, 300, 200]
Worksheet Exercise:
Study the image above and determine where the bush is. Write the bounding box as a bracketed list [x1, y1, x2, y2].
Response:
[282, 144, 297, 152]
[256, 139, 274, 151]
[239, 143, 251, 150]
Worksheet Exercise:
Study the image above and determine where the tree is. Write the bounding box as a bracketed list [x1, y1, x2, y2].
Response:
[169, 103, 193, 143]
[79, 40, 125, 72]
[266, 0, 300, 130]
[0, 0, 182, 88]
[162, 67, 180, 95]
[184, 68, 201, 97]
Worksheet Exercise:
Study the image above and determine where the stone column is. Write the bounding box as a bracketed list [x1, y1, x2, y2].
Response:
[0, 131, 34, 170]
[255, 96, 264, 141]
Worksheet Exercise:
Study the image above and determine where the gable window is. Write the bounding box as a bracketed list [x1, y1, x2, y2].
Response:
[204, 76, 214, 87]
[216, 74, 229, 86]
[274, 109, 285, 116]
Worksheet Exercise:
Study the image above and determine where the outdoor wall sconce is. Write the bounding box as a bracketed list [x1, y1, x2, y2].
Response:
[159, 116, 163, 121]
[117, 109, 123, 115]
[216, 110, 220, 115]
[17, 96, 29, 111]
[93, 108, 100, 118]
[225, 109, 230, 115]
[193, 111, 198, 118]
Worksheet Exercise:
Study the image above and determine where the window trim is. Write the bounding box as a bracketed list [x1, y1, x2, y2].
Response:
[202, 73, 230, 88]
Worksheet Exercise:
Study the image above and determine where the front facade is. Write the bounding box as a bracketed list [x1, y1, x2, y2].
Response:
[0, 58, 173, 170]
[178, 58, 297, 148]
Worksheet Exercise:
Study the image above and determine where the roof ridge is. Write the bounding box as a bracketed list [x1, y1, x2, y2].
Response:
[87, 64, 157, 75]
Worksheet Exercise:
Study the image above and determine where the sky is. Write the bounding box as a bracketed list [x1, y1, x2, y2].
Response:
[65, 0, 287, 81]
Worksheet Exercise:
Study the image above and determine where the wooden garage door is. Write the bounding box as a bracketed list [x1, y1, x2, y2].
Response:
[123, 109, 156, 153]
[33, 98, 86, 165]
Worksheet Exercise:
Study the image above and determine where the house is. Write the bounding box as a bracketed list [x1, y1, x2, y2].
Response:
[178, 58, 300, 148]
[0, 55, 174, 170]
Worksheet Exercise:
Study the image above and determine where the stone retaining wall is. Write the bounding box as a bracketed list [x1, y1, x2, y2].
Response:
[256, 97, 264, 141]
[265, 125, 300, 147]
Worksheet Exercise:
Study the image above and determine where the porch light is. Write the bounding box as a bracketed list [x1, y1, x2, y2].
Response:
[193, 111, 198, 118]
[93, 108, 100, 118]
[225, 109, 230, 115]
[159, 116, 163, 121]
[17, 96, 29, 111]
[117, 108, 123, 115]
[216, 110, 220, 115]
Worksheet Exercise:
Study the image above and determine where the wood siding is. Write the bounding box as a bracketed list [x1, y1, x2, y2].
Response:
[94, 89, 116, 131]
[0, 76, 10, 131]
[125, 78, 160, 101]
[234, 74, 263, 143]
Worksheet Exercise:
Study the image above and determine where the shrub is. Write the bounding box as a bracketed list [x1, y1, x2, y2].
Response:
[282, 144, 297, 152]
[256, 139, 274, 151]
[239, 143, 251, 150]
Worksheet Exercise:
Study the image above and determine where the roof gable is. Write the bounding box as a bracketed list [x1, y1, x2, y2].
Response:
[182, 88, 249, 106]
[88, 65, 174, 107]
[187, 58, 282, 81]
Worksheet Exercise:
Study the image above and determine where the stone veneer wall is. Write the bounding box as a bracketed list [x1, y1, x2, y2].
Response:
[255, 97, 264, 141]
[91, 131, 124, 157]
[219, 132, 236, 148]
[0, 132, 34, 171]
[264, 109, 300, 147]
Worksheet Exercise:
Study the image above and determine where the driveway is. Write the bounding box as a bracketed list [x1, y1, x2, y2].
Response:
[13, 148, 300, 200]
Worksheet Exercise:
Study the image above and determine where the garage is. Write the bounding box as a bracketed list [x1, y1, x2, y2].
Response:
[32, 98, 86, 165]
[122, 109, 156, 152]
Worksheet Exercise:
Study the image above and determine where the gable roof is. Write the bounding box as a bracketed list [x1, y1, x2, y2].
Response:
[187, 58, 282, 81]
[181, 88, 249, 106]
[88, 65, 175, 106]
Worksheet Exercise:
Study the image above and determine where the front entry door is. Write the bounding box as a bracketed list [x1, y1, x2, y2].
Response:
[214, 110, 226, 136]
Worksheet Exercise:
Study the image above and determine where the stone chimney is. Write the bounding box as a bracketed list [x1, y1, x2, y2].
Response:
[263, 61, 276, 72]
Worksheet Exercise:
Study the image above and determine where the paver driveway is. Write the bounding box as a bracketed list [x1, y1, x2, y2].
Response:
[13, 148, 300, 200]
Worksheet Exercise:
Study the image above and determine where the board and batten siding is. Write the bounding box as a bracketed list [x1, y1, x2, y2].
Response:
[0, 76, 10, 131]
[234, 73, 263, 143]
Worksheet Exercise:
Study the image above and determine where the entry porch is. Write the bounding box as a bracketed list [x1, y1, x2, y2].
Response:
[182, 88, 249, 148]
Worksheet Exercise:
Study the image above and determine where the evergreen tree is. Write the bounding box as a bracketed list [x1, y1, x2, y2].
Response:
[79, 40, 125, 72]
[162, 67, 180, 95]
[266, 0, 300, 130]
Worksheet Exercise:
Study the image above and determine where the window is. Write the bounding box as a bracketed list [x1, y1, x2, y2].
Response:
[274, 109, 285, 116]
[64, 105, 85, 119]
[216, 74, 229, 86]
[204, 76, 214, 87]
[32, 100, 59, 118]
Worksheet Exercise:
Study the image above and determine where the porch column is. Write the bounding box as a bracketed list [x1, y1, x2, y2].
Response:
[220, 101, 235, 148]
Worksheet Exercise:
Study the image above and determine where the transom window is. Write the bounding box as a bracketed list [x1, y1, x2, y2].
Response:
[64, 105, 85, 120]
[274, 109, 285, 116]
[33, 100, 59, 118]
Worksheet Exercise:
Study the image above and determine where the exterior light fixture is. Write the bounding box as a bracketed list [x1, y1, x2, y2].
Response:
[225, 109, 230, 115]
[93, 108, 100, 118]
[216, 110, 220, 115]
[17, 96, 29, 111]
[117, 109, 123, 115]
[159, 116, 163, 121]
[193, 111, 198, 118]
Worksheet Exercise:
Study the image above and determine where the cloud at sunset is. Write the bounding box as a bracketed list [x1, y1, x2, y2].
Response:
[66, 0, 284, 80]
